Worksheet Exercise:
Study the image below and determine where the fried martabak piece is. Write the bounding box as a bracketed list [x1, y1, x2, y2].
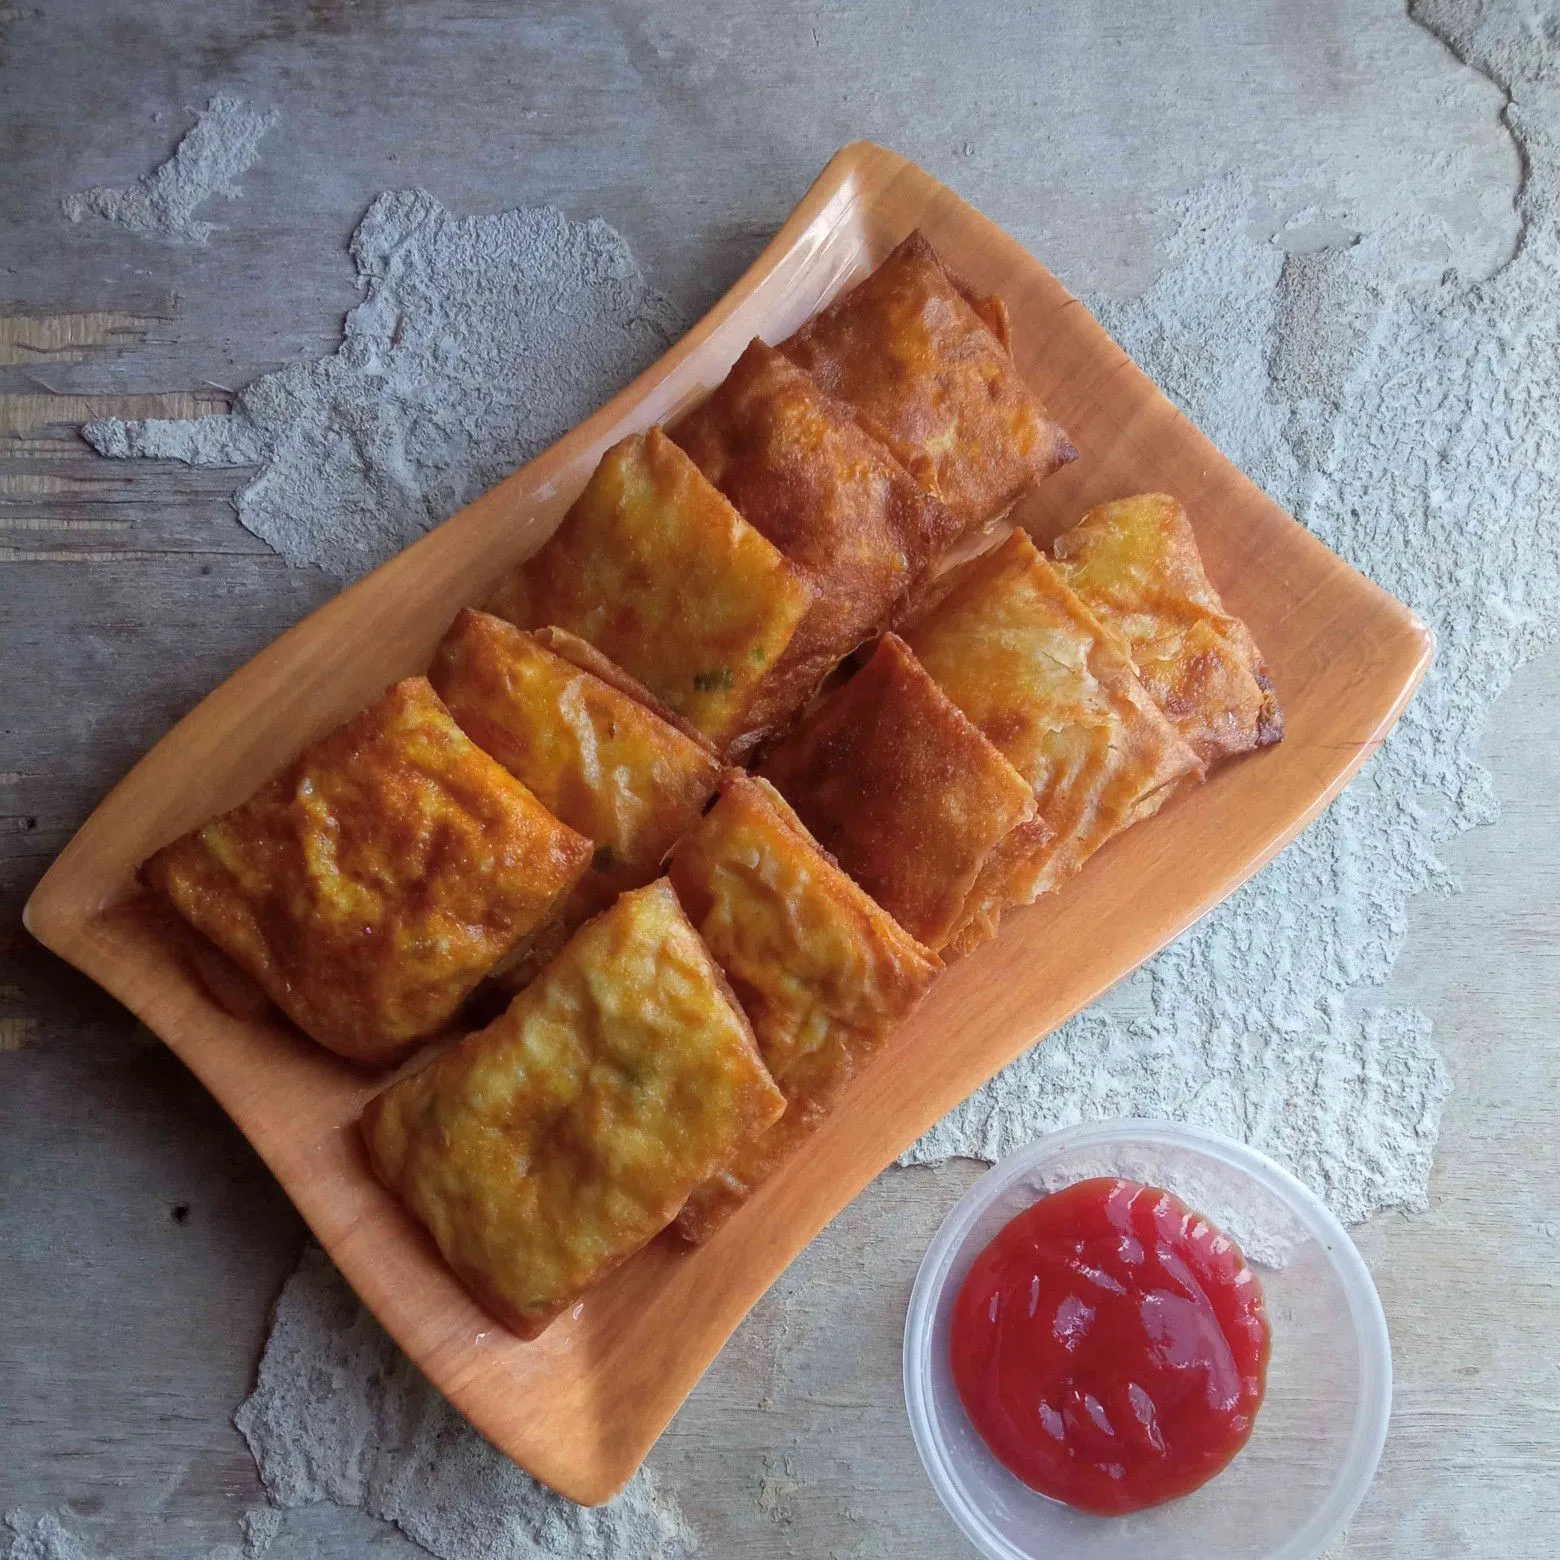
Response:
[143, 677, 592, 1065]
[781, 230, 1075, 536]
[672, 340, 963, 751]
[901, 529, 1202, 954]
[485, 427, 814, 757]
[758, 633, 1037, 953]
[668, 776, 941, 1241]
[429, 609, 726, 987]
[1050, 493, 1284, 765]
[362, 880, 786, 1339]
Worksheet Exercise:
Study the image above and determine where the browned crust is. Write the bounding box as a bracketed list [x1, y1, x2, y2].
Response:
[462, 902, 783, 1291]
[143, 678, 593, 1066]
[673, 1102, 827, 1245]
[485, 428, 816, 757]
[938, 814, 1058, 959]
[1254, 670, 1286, 748]
[758, 634, 1036, 950]
[136, 889, 277, 1023]
[667, 774, 941, 1242]
[429, 612, 730, 999]
[1049, 493, 1285, 766]
[361, 881, 784, 1340]
[780, 230, 1076, 533]
[528, 623, 720, 755]
[671, 340, 963, 754]
[359, 1090, 572, 1340]
[901, 530, 1204, 945]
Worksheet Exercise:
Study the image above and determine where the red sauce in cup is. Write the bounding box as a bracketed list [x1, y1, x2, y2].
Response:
[949, 1177, 1270, 1515]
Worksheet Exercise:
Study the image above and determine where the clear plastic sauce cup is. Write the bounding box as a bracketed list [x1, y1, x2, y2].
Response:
[903, 1120, 1392, 1560]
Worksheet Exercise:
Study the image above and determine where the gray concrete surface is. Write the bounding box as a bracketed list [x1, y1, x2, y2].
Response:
[2, 2, 1557, 1555]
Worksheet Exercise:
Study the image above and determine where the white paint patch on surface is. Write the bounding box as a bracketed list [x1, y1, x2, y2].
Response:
[2, 1511, 104, 1560]
[234, 1248, 695, 1560]
[83, 191, 682, 580]
[62, 97, 278, 245]
[2, 1499, 323, 1560]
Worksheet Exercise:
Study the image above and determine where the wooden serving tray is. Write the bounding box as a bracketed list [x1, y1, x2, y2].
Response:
[23, 143, 1431, 1505]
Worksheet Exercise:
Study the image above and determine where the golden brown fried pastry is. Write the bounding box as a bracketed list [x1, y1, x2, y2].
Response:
[668, 776, 942, 1241]
[429, 609, 726, 988]
[361, 881, 786, 1338]
[527, 624, 714, 749]
[1050, 493, 1284, 765]
[902, 530, 1202, 954]
[143, 678, 593, 1065]
[672, 340, 963, 749]
[485, 427, 813, 755]
[781, 230, 1075, 534]
[759, 633, 1036, 951]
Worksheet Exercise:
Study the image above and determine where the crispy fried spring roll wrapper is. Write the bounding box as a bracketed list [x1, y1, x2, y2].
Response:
[668, 776, 942, 1241]
[361, 880, 786, 1339]
[781, 230, 1075, 534]
[901, 530, 1203, 954]
[485, 427, 814, 755]
[527, 624, 716, 751]
[672, 340, 963, 751]
[429, 609, 726, 990]
[1049, 493, 1284, 765]
[142, 678, 593, 1065]
[759, 633, 1037, 951]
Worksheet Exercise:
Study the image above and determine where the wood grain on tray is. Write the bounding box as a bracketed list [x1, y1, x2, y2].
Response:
[23, 143, 1430, 1504]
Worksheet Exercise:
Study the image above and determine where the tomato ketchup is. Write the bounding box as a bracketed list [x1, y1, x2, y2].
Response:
[949, 1177, 1269, 1515]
